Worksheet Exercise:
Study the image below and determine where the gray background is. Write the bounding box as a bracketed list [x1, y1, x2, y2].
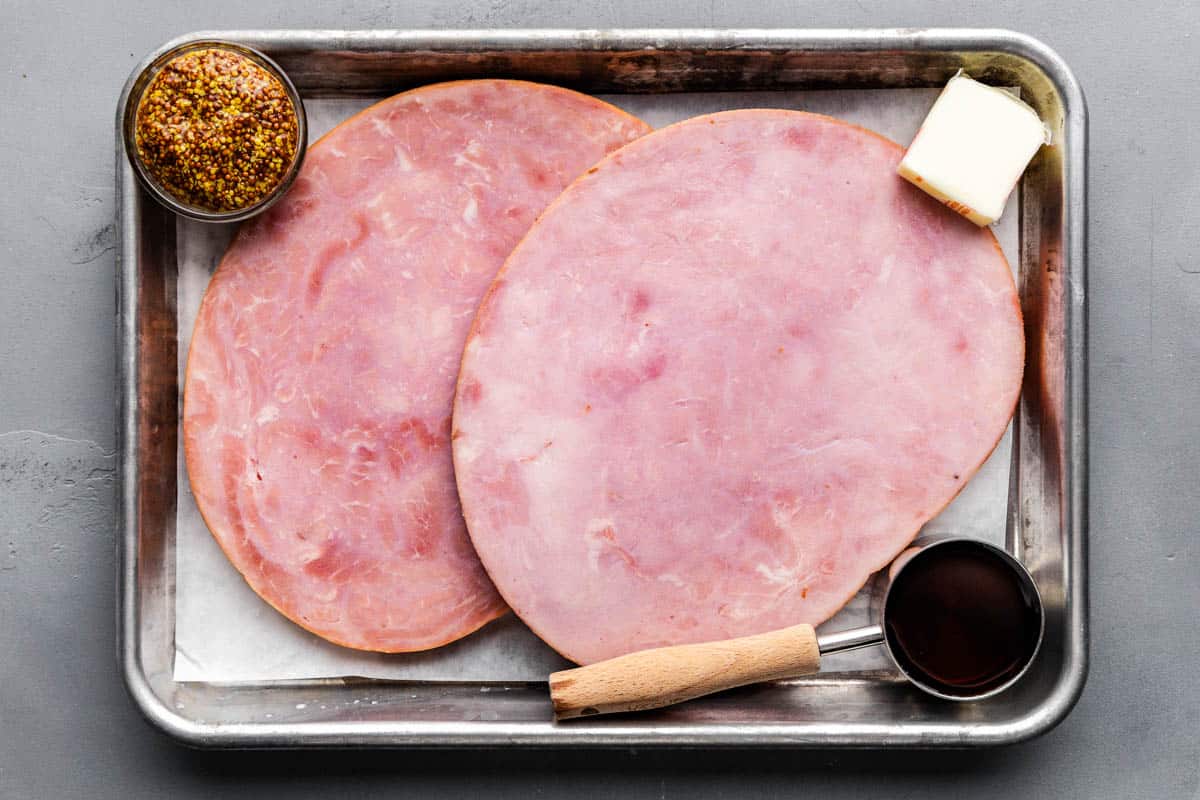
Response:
[1, 0, 1196, 797]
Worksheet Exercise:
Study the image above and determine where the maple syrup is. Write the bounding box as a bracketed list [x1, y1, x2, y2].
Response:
[883, 540, 1042, 698]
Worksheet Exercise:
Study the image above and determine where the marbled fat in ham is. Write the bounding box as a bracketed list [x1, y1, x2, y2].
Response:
[453, 110, 1025, 665]
[184, 80, 650, 652]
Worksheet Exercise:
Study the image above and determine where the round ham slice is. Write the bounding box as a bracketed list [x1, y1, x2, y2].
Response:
[452, 109, 1025, 665]
[183, 80, 650, 652]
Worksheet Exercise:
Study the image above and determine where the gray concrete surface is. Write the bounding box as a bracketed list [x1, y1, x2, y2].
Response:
[1, 0, 1197, 797]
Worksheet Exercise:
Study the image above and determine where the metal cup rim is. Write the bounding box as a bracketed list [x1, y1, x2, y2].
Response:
[879, 536, 1045, 702]
[119, 39, 308, 223]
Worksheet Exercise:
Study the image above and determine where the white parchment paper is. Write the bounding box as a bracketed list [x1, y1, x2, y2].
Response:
[174, 88, 1019, 682]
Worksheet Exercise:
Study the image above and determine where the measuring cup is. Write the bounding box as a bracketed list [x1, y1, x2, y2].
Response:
[550, 537, 1044, 720]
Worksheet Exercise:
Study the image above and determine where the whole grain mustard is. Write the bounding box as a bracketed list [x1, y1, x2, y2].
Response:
[134, 48, 299, 212]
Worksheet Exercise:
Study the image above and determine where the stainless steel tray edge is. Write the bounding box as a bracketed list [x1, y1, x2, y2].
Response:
[117, 27, 1087, 748]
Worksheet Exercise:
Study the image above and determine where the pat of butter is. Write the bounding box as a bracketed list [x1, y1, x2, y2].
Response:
[898, 74, 1049, 226]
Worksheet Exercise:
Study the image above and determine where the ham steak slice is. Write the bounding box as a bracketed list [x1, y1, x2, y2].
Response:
[453, 110, 1025, 665]
[184, 80, 650, 652]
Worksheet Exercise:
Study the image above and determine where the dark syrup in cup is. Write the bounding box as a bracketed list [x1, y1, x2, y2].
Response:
[883, 540, 1043, 698]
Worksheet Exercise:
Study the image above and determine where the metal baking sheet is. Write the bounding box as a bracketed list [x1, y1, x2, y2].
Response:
[117, 28, 1087, 747]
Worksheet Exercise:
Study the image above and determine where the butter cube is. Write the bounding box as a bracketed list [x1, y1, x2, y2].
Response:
[898, 74, 1049, 226]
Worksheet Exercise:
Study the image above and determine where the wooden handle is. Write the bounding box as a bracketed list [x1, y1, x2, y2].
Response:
[549, 623, 820, 720]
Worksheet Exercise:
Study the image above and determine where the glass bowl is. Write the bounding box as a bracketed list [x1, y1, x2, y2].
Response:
[120, 40, 308, 223]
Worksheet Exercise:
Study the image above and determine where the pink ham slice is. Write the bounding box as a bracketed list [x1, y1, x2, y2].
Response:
[453, 110, 1025, 665]
[184, 80, 650, 652]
